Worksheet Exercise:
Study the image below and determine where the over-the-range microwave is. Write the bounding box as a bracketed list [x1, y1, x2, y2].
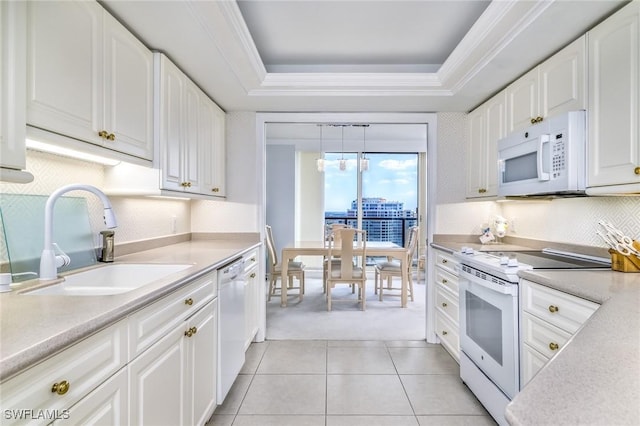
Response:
[498, 110, 586, 197]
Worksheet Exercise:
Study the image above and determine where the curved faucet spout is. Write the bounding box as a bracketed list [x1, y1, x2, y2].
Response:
[40, 184, 118, 280]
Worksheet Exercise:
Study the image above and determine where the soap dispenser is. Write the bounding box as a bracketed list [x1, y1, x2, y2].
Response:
[100, 230, 115, 262]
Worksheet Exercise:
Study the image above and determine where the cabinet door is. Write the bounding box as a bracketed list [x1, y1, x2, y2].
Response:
[187, 299, 218, 426]
[540, 36, 586, 119]
[520, 343, 548, 387]
[587, 1, 640, 188]
[26, 0, 103, 145]
[466, 107, 486, 198]
[102, 11, 153, 160]
[200, 97, 226, 197]
[506, 67, 539, 133]
[158, 55, 185, 192]
[1, 1, 27, 171]
[244, 267, 259, 349]
[58, 367, 128, 426]
[484, 92, 506, 197]
[183, 81, 202, 193]
[129, 326, 187, 426]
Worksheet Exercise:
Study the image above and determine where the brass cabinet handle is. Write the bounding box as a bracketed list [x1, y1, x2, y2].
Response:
[98, 130, 109, 139]
[106, 133, 115, 141]
[51, 380, 70, 395]
[211, 187, 220, 193]
[442, 330, 448, 336]
[184, 328, 193, 337]
[185, 298, 193, 306]
[250, 273, 256, 278]
[549, 342, 559, 351]
[441, 302, 448, 308]
[548, 305, 559, 313]
[250, 257, 256, 262]
[531, 116, 544, 124]
[441, 259, 448, 264]
[191, 326, 197, 335]
[478, 188, 487, 194]
[442, 279, 448, 284]
[181, 182, 192, 188]
[634, 166, 640, 175]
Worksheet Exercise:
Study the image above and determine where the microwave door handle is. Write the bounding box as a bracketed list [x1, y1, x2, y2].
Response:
[537, 134, 551, 181]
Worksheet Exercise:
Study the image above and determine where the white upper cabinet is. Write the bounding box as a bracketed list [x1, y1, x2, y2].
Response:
[0, 1, 32, 182]
[587, 1, 640, 192]
[156, 53, 226, 198]
[507, 36, 586, 133]
[26, 0, 153, 161]
[466, 91, 506, 198]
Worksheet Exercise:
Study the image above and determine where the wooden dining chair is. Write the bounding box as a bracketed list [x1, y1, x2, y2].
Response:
[265, 225, 306, 302]
[374, 226, 418, 303]
[325, 228, 367, 311]
[323, 223, 350, 293]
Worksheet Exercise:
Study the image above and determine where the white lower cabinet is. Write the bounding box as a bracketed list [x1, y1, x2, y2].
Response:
[519, 279, 599, 387]
[431, 249, 460, 362]
[56, 366, 128, 425]
[0, 320, 127, 426]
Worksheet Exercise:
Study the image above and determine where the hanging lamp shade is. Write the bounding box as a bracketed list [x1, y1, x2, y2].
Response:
[360, 124, 370, 172]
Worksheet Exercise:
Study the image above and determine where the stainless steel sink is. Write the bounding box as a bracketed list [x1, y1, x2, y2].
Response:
[23, 263, 193, 296]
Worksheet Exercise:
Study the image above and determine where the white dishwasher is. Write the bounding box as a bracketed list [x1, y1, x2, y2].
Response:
[217, 257, 246, 404]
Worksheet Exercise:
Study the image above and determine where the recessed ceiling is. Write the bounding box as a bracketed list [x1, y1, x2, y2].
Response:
[236, 0, 490, 73]
[102, 0, 628, 112]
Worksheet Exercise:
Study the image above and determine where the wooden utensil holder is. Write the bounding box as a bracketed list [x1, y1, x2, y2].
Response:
[609, 249, 640, 273]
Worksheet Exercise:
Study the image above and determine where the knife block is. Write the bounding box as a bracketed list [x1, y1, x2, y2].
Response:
[609, 249, 640, 273]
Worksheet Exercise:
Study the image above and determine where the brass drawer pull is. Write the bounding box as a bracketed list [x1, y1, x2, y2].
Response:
[442, 330, 448, 336]
[549, 342, 559, 351]
[250, 273, 256, 278]
[634, 166, 640, 175]
[441, 259, 448, 264]
[184, 326, 197, 337]
[548, 305, 559, 313]
[185, 298, 193, 306]
[51, 380, 70, 395]
[442, 279, 448, 284]
[98, 130, 108, 139]
[441, 302, 448, 308]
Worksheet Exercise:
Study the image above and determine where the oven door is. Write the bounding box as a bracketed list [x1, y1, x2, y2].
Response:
[458, 270, 519, 399]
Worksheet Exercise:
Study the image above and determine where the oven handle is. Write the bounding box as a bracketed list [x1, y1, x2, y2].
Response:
[459, 269, 518, 296]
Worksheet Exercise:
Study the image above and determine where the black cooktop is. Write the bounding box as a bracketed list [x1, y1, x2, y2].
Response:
[485, 250, 611, 270]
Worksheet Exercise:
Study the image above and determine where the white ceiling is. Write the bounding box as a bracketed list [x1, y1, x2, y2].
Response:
[102, 0, 628, 113]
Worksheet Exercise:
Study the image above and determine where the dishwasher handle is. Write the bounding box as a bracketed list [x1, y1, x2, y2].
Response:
[220, 259, 244, 283]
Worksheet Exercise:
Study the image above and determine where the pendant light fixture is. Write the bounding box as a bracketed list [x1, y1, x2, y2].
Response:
[339, 125, 347, 171]
[359, 124, 370, 172]
[316, 124, 325, 172]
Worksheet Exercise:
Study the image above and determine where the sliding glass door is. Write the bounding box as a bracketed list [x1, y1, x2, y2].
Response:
[324, 152, 418, 247]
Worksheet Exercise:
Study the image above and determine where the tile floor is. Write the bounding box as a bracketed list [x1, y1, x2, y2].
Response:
[206, 340, 496, 426]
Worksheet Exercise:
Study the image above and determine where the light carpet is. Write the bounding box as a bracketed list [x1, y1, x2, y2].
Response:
[266, 270, 426, 341]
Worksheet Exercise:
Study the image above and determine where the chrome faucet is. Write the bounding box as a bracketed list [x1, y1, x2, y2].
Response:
[39, 184, 117, 280]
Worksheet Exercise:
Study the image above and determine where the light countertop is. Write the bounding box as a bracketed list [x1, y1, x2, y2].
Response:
[506, 269, 640, 425]
[0, 238, 259, 382]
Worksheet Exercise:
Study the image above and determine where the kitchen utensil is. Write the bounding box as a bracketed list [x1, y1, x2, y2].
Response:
[597, 221, 640, 257]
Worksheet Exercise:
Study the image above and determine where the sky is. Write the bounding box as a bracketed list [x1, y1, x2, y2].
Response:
[323, 153, 418, 212]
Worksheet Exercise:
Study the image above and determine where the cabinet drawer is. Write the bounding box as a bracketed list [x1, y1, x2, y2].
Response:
[436, 285, 459, 324]
[435, 312, 459, 362]
[244, 248, 259, 273]
[520, 279, 599, 334]
[128, 272, 215, 359]
[521, 312, 572, 359]
[435, 251, 459, 275]
[0, 321, 127, 425]
[521, 342, 549, 386]
[435, 266, 459, 294]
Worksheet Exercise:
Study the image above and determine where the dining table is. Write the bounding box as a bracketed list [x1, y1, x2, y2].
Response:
[279, 240, 410, 308]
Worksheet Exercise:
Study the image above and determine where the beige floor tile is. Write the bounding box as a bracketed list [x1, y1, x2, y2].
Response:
[389, 347, 459, 375]
[416, 415, 497, 425]
[256, 340, 327, 374]
[400, 375, 487, 416]
[205, 414, 234, 426]
[214, 374, 253, 415]
[240, 341, 269, 374]
[232, 415, 326, 426]
[328, 347, 397, 374]
[327, 415, 419, 426]
[239, 374, 326, 415]
[385, 340, 439, 348]
[328, 340, 386, 347]
[327, 375, 413, 415]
